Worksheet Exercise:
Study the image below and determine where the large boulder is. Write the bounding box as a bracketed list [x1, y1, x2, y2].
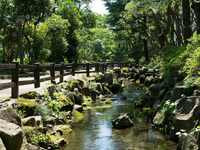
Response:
[95, 75, 104, 83]
[0, 119, 23, 150]
[148, 84, 165, 107]
[65, 75, 85, 88]
[170, 96, 200, 141]
[104, 73, 113, 85]
[0, 107, 22, 127]
[171, 83, 194, 102]
[179, 129, 200, 150]
[109, 83, 124, 94]
[13, 99, 37, 117]
[57, 95, 74, 111]
[112, 113, 134, 129]
[114, 67, 122, 78]
[76, 74, 89, 88]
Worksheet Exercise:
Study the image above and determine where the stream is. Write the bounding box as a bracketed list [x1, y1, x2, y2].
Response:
[64, 80, 177, 150]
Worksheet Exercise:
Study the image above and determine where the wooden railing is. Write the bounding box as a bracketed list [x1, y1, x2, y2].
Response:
[0, 61, 130, 98]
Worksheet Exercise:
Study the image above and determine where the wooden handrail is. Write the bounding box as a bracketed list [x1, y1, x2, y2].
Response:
[0, 61, 131, 98]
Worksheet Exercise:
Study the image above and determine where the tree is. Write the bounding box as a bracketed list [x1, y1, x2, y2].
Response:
[191, 0, 200, 34]
[182, 0, 192, 43]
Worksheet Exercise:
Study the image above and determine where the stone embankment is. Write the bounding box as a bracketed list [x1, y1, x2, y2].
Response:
[131, 65, 200, 149]
[0, 66, 134, 149]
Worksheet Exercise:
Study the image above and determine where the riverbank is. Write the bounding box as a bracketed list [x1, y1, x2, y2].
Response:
[0, 67, 128, 149]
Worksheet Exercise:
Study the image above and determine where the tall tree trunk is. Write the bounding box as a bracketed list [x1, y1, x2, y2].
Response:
[192, 1, 200, 34]
[183, 0, 192, 43]
[143, 16, 150, 62]
[175, 4, 182, 46]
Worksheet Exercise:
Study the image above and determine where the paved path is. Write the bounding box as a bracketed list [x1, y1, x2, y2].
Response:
[0, 76, 55, 100]
[0, 70, 97, 100]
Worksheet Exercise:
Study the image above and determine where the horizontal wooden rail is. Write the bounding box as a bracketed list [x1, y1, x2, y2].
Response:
[0, 82, 15, 90]
[0, 61, 132, 98]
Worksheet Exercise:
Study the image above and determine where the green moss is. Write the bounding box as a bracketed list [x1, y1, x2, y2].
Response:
[119, 84, 126, 92]
[57, 95, 72, 106]
[82, 96, 92, 106]
[54, 125, 72, 135]
[72, 110, 84, 122]
[50, 134, 69, 144]
[84, 105, 111, 110]
[122, 67, 129, 73]
[15, 99, 37, 107]
[104, 100, 113, 104]
[104, 87, 113, 95]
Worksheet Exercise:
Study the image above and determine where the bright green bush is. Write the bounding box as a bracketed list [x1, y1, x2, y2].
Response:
[183, 33, 200, 87]
[160, 45, 188, 83]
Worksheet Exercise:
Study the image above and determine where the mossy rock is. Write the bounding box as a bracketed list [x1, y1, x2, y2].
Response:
[54, 125, 72, 136]
[122, 67, 129, 73]
[104, 100, 113, 104]
[82, 96, 92, 106]
[84, 105, 110, 110]
[57, 95, 73, 106]
[72, 110, 84, 123]
[104, 87, 113, 95]
[14, 99, 37, 117]
[15, 99, 37, 107]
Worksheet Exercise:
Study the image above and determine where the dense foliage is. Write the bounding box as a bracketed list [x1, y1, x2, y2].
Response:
[1, 0, 200, 86]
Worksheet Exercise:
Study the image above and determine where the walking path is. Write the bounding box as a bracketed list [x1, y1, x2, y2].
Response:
[0, 71, 97, 100]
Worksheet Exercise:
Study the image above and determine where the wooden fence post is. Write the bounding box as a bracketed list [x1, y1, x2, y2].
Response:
[72, 62, 75, 76]
[112, 62, 114, 69]
[86, 63, 90, 77]
[120, 62, 122, 68]
[34, 63, 40, 88]
[102, 63, 105, 74]
[95, 62, 99, 74]
[11, 61, 19, 98]
[60, 62, 64, 82]
[50, 62, 55, 83]
[104, 63, 107, 73]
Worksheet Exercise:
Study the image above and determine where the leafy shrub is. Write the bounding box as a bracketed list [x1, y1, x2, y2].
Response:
[183, 33, 200, 87]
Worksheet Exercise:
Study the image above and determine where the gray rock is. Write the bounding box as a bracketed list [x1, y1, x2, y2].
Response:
[0, 119, 23, 150]
[43, 117, 56, 127]
[56, 138, 67, 147]
[22, 116, 35, 126]
[0, 138, 6, 150]
[82, 87, 90, 96]
[104, 73, 113, 85]
[95, 83, 104, 94]
[0, 107, 22, 127]
[112, 113, 134, 129]
[114, 67, 122, 78]
[90, 90, 100, 100]
[170, 96, 200, 141]
[181, 129, 200, 150]
[73, 104, 83, 112]
[34, 116, 43, 127]
[177, 133, 188, 150]
[67, 92, 83, 105]
[148, 84, 165, 107]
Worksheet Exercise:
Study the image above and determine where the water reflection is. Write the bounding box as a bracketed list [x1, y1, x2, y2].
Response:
[64, 81, 177, 150]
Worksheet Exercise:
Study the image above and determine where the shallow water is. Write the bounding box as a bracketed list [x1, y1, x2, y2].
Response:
[64, 80, 177, 150]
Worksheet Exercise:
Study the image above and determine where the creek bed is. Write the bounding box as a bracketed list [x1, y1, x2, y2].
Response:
[64, 80, 177, 150]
